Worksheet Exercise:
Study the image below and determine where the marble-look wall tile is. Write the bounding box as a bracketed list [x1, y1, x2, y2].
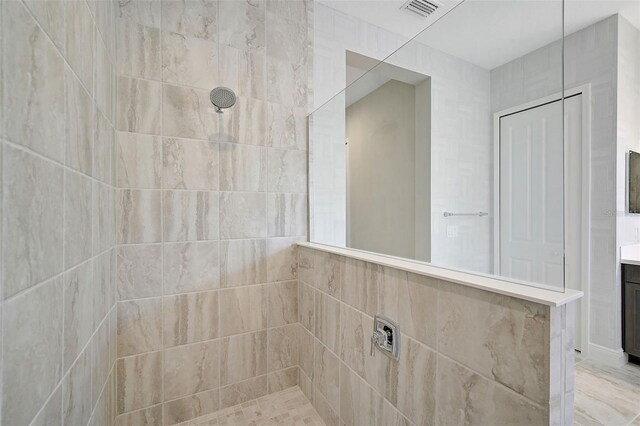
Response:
[314, 387, 340, 426]
[268, 324, 299, 371]
[92, 250, 115, 328]
[64, 171, 93, 268]
[298, 326, 315, 380]
[63, 349, 92, 426]
[65, 0, 94, 93]
[267, 148, 307, 193]
[218, 95, 267, 144]
[116, 132, 162, 189]
[218, 0, 265, 52]
[65, 68, 94, 175]
[314, 291, 341, 354]
[219, 239, 267, 287]
[219, 143, 267, 191]
[117, 76, 162, 134]
[23, 0, 65, 53]
[117, 298, 163, 357]
[265, 0, 309, 22]
[94, 37, 115, 124]
[164, 340, 220, 400]
[438, 283, 550, 404]
[119, 0, 161, 28]
[117, 351, 163, 414]
[3, 1, 65, 162]
[163, 242, 220, 294]
[299, 282, 315, 332]
[2, 277, 63, 425]
[163, 137, 218, 190]
[314, 340, 340, 409]
[91, 317, 112, 406]
[220, 375, 268, 409]
[267, 193, 307, 237]
[163, 190, 219, 241]
[93, 181, 116, 255]
[436, 355, 547, 426]
[116, 404, 163, 426]
[3, 145, 63, 298]
[117, 244, 162, 300]
[267, 56, 308, 108]
[162, 84, 218, 140]
[266, 103, 307, 150]
[117, 189, 162, 243]
[161, 0, 217, 40]
[163, 389, 220, 426]
[340, 258, 380, 316]
[163, 291, 219, 347]
[340, 363, 380, 426]
[219, 192, 267, 239]
[266, 237, 302, 282]
[339, 302, 366, 378]
[63, 261, 95, 370]
[396, 338, 437, 425]
[268, 367, 298, 392]
[266, 12, 309, 65]
[31, 382, 63, 426]
[94, 109, 115, 184]
[299, 248, 340, 297]
[117, 20, 161, 80]
[162, 31, 217, 89]
[220, 330, 267, 385]
[268, 280, 298, 327]
[219, 285, 267, 336]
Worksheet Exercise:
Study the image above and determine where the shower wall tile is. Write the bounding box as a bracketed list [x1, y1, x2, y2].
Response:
[219, 47, 267, 100]
[219, 192, 267, 239]
[94, 110, 115, 184]
[163, 190, 219, 241]
[163, 291, 219, 347]
[266, 237, 302, 282]
[91, 316, 112, 405]
[162, 31, 217, 89]
[65, 0, 94, 94]
[117, 298, 163, 357]
[267, 324, 299, 371]
[161, 0, 217, 41]
[268, 280, 298, 327]
[64, 171, 93, 268]
[63, 349, 92, 426]
[63, 261, 95, 371]
[314, 291, 340, 354]
[23, 0, 65, 53]
[219, 96, 267, 146]
[163, 340, 220, 400]
[218, 285, 267, 337]
[117, 351, 163, 414]
[117, 189, 162, 243]
[118, 0, 161, 29]
[3, 1, 65, 162]
[31, 383, 63, 426]
[340, 258, 380, 317]
[314, 387, 340, 426]
[117, 20, 161, 80]
[117, 76, 162, 134]
[163, 241, 220, 294]
[219, 330, 267, 385]
[162, 84, 218, 140]
[266, 12, 309, 65]
[163, 137, 219, 190]
[267, 56, 308, 108]
[313, 340, 340, 408]
[219, 375, 268, 409]
[219, 239, 267, 288]
[163, 389, 220, 425]
[268, 366, 298, 392]
[2, 145, 64, 299]
[267, 148, 307, 193]
[94, 21, 116, 123]
[117, 244, 163, 300]
[93, 181, 116, 255]
[219, 143, 267, 191]
[298, 325, 315, 379]
[267, 193, 307, 237]
[65, 68, 94, 175]
[116, 404, 163, 426]
[218, 0, 265, 52]
[299, 282, 315, 332]
[340, 363, 380, 426]
[266, 103, 307, 150]
[116, 132, 162, 189]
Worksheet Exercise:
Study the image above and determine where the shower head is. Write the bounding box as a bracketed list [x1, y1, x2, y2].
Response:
[210, 87, 236, 113]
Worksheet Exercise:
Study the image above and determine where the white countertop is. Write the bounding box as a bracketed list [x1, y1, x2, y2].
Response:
[621, 244, 640, 266]
[299, 242, 583, 307]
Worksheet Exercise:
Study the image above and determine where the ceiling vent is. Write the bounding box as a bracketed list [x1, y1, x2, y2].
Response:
[401, 0, 441, 18]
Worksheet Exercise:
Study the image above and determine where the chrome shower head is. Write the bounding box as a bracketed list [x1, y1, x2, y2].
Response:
[210, 87, 236, 113]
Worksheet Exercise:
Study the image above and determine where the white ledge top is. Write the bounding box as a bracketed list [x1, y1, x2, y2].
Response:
[298, 242, 583, 307]
[621, 244, 640, 266]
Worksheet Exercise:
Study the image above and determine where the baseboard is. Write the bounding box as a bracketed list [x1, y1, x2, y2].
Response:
[586, 343, 627, 367]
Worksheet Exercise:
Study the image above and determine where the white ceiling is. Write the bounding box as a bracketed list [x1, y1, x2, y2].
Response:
[318, 0, 640, 70]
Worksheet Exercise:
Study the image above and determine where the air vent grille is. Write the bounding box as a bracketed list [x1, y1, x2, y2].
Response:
[401, 0, 441, 18]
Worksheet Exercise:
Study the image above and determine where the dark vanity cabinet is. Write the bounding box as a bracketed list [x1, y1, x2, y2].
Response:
[623, 264, 640, 363]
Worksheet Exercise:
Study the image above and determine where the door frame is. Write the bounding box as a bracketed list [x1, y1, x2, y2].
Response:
[492, 84, 591, 354]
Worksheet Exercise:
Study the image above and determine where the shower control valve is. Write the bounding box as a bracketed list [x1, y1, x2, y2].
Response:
[370, 314, 400, 360]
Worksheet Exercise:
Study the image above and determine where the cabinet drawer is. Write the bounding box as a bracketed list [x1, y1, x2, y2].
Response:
[624, 264, 640, 284]
[624, 281, 640, 357]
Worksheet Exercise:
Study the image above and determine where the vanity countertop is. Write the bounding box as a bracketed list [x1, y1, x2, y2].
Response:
[621, 244, 640, 266]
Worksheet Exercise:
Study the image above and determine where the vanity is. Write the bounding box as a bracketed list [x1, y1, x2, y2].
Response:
[621, 245, 640, 363]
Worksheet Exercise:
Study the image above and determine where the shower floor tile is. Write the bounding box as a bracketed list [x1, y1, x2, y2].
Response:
[179, 386, 325, 426]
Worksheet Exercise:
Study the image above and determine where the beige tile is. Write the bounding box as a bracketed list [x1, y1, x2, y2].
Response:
[314, 291, 341, 354]
[3, 1, 65, 162]
[161, 0, 217, 40]
[436, 354, 546, 426]
[396, 338, 437, 425]
[117, 20, 161, 80]
[340, 362, 381, 426]
[94, 37, 115, 125]
[220, 375, 268, 410]
[266, 237, 302, 283]
[163, 242, 220, 294]
[162, 31, 217, 89]
[220, 330, 267, 385]
[314, 386, 340, 426]
[298, 248, 341, 297]
[219, 192, 267, 239]
[2, 145, 63, 298]
[64, 261, 95, 370]
[163, 191, 219, 242]
[92, 181, 116, 255]
[117, 298, 163, 357]
[117, 189, 162, 244]
[117, 76, 162, 134]
[267, 148, 307, 193]
[93, 109, 115, 184]
[299, 282, 315, 332]
[31, 382, 62, 426]
[268, 280, 298, 327]
[267, 193, 307, 237]
[314, 340, 340, 409]
[339, 303, 366, 377]
[299, 368, 313, 402]
[116, 404, 163, 426]
[163, 137, 218, 190]
[2, 277, 63, 425]
[266, 102, 307, 150]
[218, 285, 267, 337]
[117, 351, 163, 414]
[268, 367, 298, 393]
[65, 0, 94, 91]
[268, 324, 299, 371]
[340, 257, 380, 316]
[163, 389, 220, 425]
[91, 317, 112, 406]
[299, 326, 315, 380]
[267, 56, 308, 108]
[438, 283, 550, 404]
[65, 68, 94, 175]
[162, 84, 218, 140]
[23, 0, 65, 53]
[92, 250, 115, 328]
[218, 0, 265, 52]
[219, 239, 267, 288]
[218, 95, 267, 145]
[164, 340, 220, 400]
[218, 143, 267, 191]
[64, 171, 93, 268]
[116, 132, 162, 189]
[117, 244, 162, 300]
[163, 291, 218, 347]
[118, 0, 161, 28]
[63, 349, 92, 426]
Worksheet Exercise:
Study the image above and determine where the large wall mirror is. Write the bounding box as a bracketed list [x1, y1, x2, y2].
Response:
[309, 0, 570, 291]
